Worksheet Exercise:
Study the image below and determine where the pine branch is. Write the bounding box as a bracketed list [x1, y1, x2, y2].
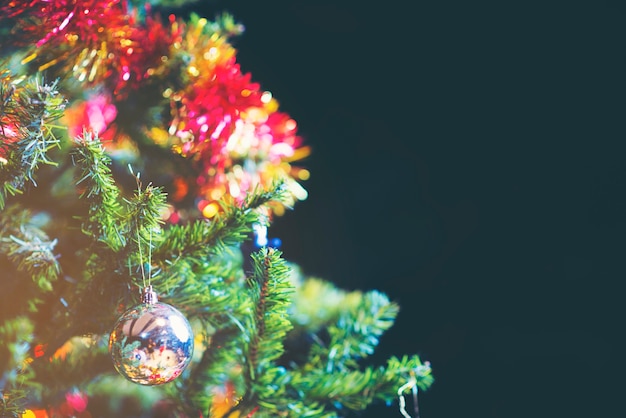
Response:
[375, 355, 434, 396]
[60, 134, 166, 339]
[238, 247, 293, 414]
[119, 171, 167, 287]
[267, 278, 434, 416]
[123, 169, 167, 245]
[291, 368, 378, 412]
[0, 386, 28, 418]
[243, 181, 291, 212]
[71, 131, 124, 251]
[0, 319, 38, 418]
[322, 291, 399, 372]
[151, 258, 250, 319]
[0, 74, 65, 209]
[294, 287, 400, 374]
[153, 182, 287, 265]
[0, 224, 59, 294]
[0, 316, 34, 387]
[0, 207, 60, 310]
[256, 356, 432, 417]
[306, 356, 433, 411]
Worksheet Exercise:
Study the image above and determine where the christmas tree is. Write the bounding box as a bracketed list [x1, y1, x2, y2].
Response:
[0, 1, 433, 417]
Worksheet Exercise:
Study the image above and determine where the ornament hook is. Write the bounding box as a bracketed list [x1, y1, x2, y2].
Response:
[141, 285, 158, 305]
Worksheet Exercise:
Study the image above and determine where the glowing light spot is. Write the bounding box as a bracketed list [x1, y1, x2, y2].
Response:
[38, 58, 58, 71]
[229, 180, 241, 198]
[241, 89, 251, 97]
[265, 98, 279, 113]
[197, 200, 209, 211]
[188, 66, 200, 77]
[126, 47, 134, 55]
[88, 63, 98, 82]
[65, 392, 88, 413]
[209, 188, 224, 200]
[261, 91, 272, 103]
[285, 119, 297, 131]
[160, 205, 174, 221]
[34, 344, 46, 358]
[21, 53, 37, 65]
[168, 211, 180, 224]
[122, 72, 130, 81]
[202, 202, 220, 218]
[211, 119, 228, 139]
[291, 182, 308, 200]
[246, 107, 268, 123]
[232, 165, 244, 178]
[204, 47, 218, 60]
[298, 169, 311, 180]
[273, 205, 286, 216]
[271, 143, 294, 157]
[253, 223, 268, 246]
[58, 11, 74, 31]
[289, 146, 312, 161]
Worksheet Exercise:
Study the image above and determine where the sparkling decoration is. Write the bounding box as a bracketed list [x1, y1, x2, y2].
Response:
[156, 16, 310, 218]
[108, 286, 194, 385]
[3, 0, 175, 97]
[1, 2, 310, 220]
[63, 92, 118, 141]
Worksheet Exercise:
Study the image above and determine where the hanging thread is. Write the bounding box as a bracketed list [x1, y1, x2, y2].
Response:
[137, 227, 146, 289]
[129, 164, 155, 302]
[397, 370, 419, 418]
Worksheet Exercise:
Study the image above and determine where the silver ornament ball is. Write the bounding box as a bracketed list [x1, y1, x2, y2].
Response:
[108, 292, 194, 385]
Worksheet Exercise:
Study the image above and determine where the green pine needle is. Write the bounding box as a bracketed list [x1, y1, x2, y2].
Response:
[71, 131, 125, 250]
[0, 74, 66, 209]
[0, 207, 60, 294]
[238, 247, 294, 414]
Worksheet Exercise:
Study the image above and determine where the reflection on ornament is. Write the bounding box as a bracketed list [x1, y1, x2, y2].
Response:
[108, 286, 194, 385]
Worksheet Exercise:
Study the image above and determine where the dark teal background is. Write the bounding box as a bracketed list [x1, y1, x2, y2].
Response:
[184, 1, 624, 416]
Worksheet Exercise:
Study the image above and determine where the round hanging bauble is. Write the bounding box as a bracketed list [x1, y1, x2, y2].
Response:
[108, 296, 194, 385]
